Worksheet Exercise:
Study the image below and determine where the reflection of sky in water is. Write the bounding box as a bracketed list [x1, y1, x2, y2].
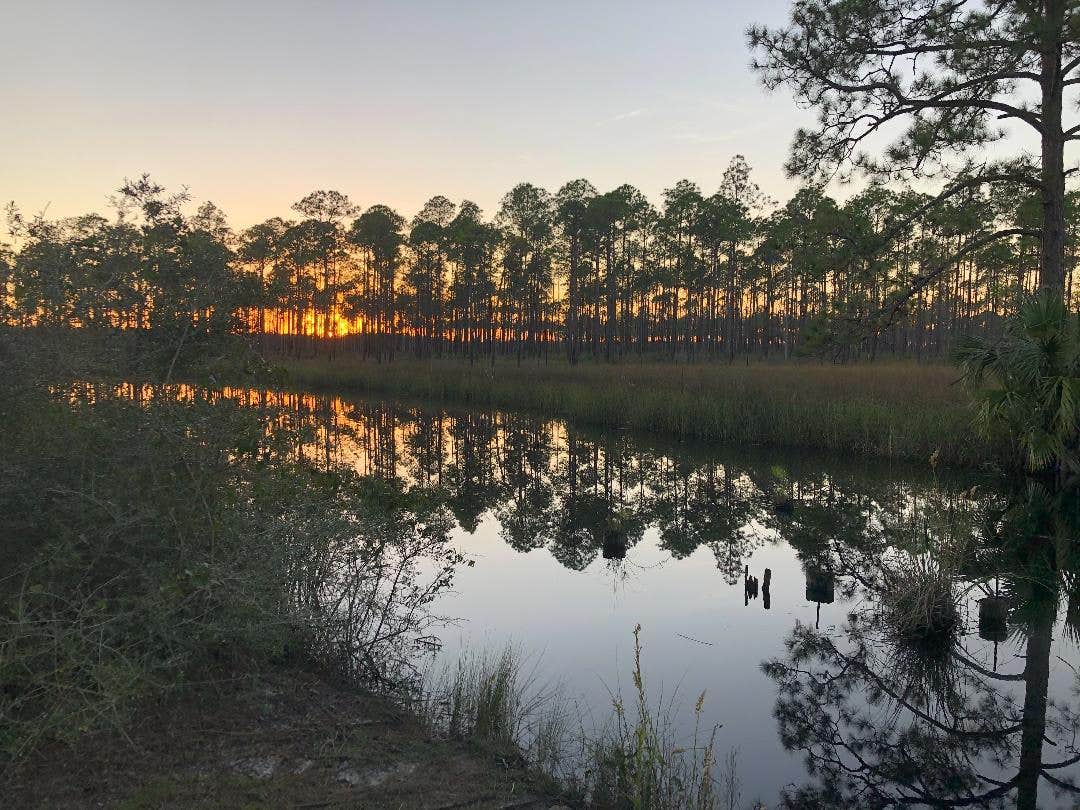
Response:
[433, 523, 1080, 805]
[250, 388, 1080, 808]
[435, 519, 818, 803]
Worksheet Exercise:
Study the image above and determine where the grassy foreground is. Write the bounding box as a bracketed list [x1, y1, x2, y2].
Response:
[280, 356, 990, 468]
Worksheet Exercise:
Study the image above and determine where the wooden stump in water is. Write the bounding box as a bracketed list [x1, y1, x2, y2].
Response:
[602, 529, 626, 560]
[979, 596, 1009, 643]
[805, 570, 834, 605]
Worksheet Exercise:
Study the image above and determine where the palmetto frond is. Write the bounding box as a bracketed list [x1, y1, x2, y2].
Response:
[954, 290, 1080, 478]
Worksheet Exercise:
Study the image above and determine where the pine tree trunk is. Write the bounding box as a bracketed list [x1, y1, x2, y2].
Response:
[1039, 0, 1067, 296]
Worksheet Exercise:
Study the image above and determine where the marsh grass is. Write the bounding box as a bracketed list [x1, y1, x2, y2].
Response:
[415, 646, 572, 780]
[417, 626, 736, 809]
[872, 533, 970, 714]
[880, 552, 963, 653]
[280, 356, 988, 467]
[586, 625, 722, 810]
[861, 539, 973, 722]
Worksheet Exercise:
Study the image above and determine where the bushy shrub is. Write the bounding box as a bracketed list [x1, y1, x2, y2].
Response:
[0, 345, 461, 763]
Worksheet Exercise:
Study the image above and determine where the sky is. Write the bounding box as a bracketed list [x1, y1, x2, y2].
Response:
[2, 0, 815, 226]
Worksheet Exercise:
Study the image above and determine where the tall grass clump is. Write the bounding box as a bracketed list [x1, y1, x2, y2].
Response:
[418, 627, 737, 809]
[280, 356, 987, 467]
[416, 647, 571, 780]
[872, 531, 970, 712]
[586, 625, 722, 810]
[879, 549, 963, 654]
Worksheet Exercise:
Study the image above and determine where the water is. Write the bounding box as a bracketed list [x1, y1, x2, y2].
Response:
[229, 388, 1080, 808]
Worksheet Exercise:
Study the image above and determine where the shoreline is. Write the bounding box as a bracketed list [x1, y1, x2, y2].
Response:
[6, 666, 566, 809]
[276, 355, 995, 469]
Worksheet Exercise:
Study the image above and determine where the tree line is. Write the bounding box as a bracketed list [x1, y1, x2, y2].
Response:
[3, 166, 1078, 363]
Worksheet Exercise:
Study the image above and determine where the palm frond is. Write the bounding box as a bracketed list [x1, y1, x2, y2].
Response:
[956, 289, 1080, 476]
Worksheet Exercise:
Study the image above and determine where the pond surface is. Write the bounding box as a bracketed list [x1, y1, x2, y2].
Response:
[236, 388, 1080, 808]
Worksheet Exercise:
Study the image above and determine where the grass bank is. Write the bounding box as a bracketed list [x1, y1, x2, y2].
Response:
[279, 356, 990, 468]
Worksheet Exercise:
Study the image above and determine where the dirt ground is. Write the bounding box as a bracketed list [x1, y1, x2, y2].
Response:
[4, 669, 570, 809]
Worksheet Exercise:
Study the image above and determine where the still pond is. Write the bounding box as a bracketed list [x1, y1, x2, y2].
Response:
[229, 387, 1080, 808]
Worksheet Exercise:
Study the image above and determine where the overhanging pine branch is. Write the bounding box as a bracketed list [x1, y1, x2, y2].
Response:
[873, 227, 1042, 332]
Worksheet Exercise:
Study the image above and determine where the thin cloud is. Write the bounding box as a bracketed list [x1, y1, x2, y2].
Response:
[596, 108, 650, 127]
[698, 98, 747, 115]
[670, 129, 738, 144]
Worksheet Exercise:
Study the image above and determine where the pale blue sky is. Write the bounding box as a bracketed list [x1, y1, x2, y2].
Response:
[3, 0, 813, 225]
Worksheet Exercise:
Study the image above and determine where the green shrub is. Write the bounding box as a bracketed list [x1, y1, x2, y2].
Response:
[955, 290, 1080, 484]
[0, 357, 461, 763]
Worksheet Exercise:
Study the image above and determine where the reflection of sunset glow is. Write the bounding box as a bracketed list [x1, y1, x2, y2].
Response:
[71, 382, 571, 483]
[82, 382, 949, 538]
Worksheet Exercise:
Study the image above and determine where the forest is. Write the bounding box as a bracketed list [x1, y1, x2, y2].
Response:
[5, 164, 1078, 365]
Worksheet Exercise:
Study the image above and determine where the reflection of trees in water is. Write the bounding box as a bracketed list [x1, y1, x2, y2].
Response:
[494, 420, 557, 554]
[443, 410, 501, 533]
[229, 391, 1080, 803]
[265, 394, 995, 585]
[764, 498, 1080, 810]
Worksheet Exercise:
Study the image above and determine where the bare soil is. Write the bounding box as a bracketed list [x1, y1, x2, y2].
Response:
[5, 669, 568, 809]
